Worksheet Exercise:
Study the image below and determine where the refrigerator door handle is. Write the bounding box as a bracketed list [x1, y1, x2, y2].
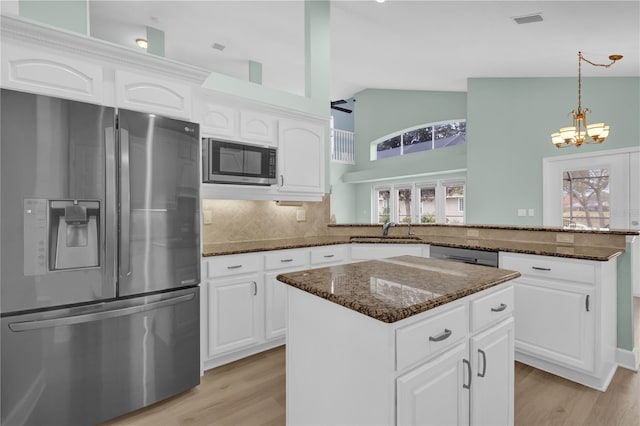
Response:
[8, 293, 196, 332]
[105, 127, 118, 288]
[120, 127, 132, 278]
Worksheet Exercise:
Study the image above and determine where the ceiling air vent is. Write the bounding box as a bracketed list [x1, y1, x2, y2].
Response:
[513, 13, 543, 24]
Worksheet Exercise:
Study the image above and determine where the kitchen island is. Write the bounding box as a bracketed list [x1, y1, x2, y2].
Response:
[277, 255, 521, 426]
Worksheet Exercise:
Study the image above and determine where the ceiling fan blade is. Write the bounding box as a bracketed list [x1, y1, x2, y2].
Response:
[331, 105, 352, 114]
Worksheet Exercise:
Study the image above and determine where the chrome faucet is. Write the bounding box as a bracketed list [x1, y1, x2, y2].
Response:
[382, 221, 396, 236]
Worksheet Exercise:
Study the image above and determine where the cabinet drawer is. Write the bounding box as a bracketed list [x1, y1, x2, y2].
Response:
[500, 253, 595, 284]
[471, 285, 514, 332]
[396, 304, 467, 371]
[310, 245, 349, 265]
[265, 249, 309, 271]
[207, 254, 262, 278]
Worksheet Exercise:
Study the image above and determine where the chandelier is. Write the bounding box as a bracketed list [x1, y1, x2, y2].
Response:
[551, 51, 623, 148]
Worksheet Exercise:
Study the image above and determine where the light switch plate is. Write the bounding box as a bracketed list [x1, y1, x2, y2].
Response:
[528, 208, 535, 217]
[296, 209, 306, 222]
[517, 209, 527, 217]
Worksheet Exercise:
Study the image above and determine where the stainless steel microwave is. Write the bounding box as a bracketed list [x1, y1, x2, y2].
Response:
[202, 138, 277, 185]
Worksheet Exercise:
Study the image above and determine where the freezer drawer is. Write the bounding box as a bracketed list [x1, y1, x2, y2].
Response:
[1, 287, 200, 426]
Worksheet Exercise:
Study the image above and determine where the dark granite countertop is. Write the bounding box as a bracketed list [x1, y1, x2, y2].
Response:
[202, 235, 623, 261]
[276, 255, 521, 323]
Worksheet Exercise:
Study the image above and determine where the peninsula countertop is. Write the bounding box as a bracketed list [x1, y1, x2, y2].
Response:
[276, 255, 521, 323]
[202, 235, 624, 261]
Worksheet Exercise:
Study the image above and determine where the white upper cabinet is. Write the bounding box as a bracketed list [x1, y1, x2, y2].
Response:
[1, 44, 103, 103]
[115, 70, 192, 119]
[278, 118, 325, 195]
[239, 111, 277, 145]
[197, 100, 238, 139]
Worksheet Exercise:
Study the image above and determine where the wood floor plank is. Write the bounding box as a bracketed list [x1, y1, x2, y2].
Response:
[103, 344, 640, 426]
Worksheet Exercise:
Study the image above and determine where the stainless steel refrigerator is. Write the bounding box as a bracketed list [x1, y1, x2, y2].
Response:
[0, 88, 201, 425]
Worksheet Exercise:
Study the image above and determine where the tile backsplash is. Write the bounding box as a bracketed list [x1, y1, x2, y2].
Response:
[202, 195, 330, 243]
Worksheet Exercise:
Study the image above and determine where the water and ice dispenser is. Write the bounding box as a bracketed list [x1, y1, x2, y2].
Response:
[23, 199, 100, 275]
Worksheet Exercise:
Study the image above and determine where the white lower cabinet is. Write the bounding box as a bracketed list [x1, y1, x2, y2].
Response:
[500, 252, 617, 391]
[470, 318, 515, 426]
[208, 274, 263, 356]
[397, 343, 470, 426]
[287, 280, 514, 426]
[264, 272, 289, 340]
[397, 292, 514, 426]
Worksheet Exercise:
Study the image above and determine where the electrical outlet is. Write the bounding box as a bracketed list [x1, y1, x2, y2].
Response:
[203, 210, 213, 225]
[467, 229, 479, 237]
[528, 208, 535, 217]
[556, 233, 574, 244]
[296, 209, 306, 222]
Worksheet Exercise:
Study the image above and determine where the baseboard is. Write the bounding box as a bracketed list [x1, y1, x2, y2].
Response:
[616, 347, 639, 371]
[515, 351, 616, 392]
[202, 338, 285, 371]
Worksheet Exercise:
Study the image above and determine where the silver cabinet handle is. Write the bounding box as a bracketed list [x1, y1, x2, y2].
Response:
[323, 254, 335, 258]
[532, 266, 551, 271]
[281, 258, 294, 263]
[491, 303, 507, 312]
[227, 265, 243, 269]
[586, 294, 590, 312]
[280, 174, 284, 186]
[463, 359, 472, 390]
[252, 281, 257, 296]
[429, 328, 452, 342]
[478, 349, 487, 377]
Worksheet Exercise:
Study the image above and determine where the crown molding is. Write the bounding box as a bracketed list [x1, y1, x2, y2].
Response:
[0, 14, 210, 85]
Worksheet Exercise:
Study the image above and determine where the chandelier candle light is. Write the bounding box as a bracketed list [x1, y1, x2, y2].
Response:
[551, 51, 623, 148]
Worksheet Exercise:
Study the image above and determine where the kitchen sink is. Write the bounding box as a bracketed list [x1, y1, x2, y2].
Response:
[348, 235, 423, 243]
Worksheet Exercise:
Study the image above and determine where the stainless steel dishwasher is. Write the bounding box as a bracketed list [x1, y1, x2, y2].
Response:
[429, 245, 499, 267]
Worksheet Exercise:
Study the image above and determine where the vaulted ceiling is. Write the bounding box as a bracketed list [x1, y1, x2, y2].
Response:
[89, 1, 640, 100]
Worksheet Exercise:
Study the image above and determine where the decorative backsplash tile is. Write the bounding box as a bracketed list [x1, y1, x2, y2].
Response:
[202, 195, 330, 243]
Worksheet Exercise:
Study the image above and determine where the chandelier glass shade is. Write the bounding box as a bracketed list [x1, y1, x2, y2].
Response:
[551, 51, 622, 148]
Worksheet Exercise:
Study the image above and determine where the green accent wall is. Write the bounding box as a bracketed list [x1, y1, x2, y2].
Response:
[330, 88, 467, 222]
[249, 61, 263, 85]
[617, 240, 635, 351]
[146, 26, 165, 57]
[466, 77, 640, 226]
[202, 0, 330, 119]
[19, 0, 87, 34]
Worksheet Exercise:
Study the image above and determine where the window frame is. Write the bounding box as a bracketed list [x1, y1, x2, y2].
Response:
[370, 119, 466, 161]
[372, 178, 466, 224]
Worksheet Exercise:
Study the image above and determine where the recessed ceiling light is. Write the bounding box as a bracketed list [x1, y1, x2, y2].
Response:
[211, 43, 226, 51]
[512, 13, 543, 24]
[136, 38, 148, 49]
[376, 0, 386, 3]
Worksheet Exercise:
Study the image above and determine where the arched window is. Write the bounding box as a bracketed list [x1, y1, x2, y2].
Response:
[371, 120, 466, 160]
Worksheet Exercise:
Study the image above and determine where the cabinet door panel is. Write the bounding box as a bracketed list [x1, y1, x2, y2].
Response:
[208, 276, 262, 356]
[278, 119, 324, 194]
[471, 318, 514, 426]
[397, 343, 469, 426]
[514, 279, 595, 371]
[265, 273, 288, 340]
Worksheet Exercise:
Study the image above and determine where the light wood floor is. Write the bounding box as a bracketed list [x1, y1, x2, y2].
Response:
[105, 301, 640, 426]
